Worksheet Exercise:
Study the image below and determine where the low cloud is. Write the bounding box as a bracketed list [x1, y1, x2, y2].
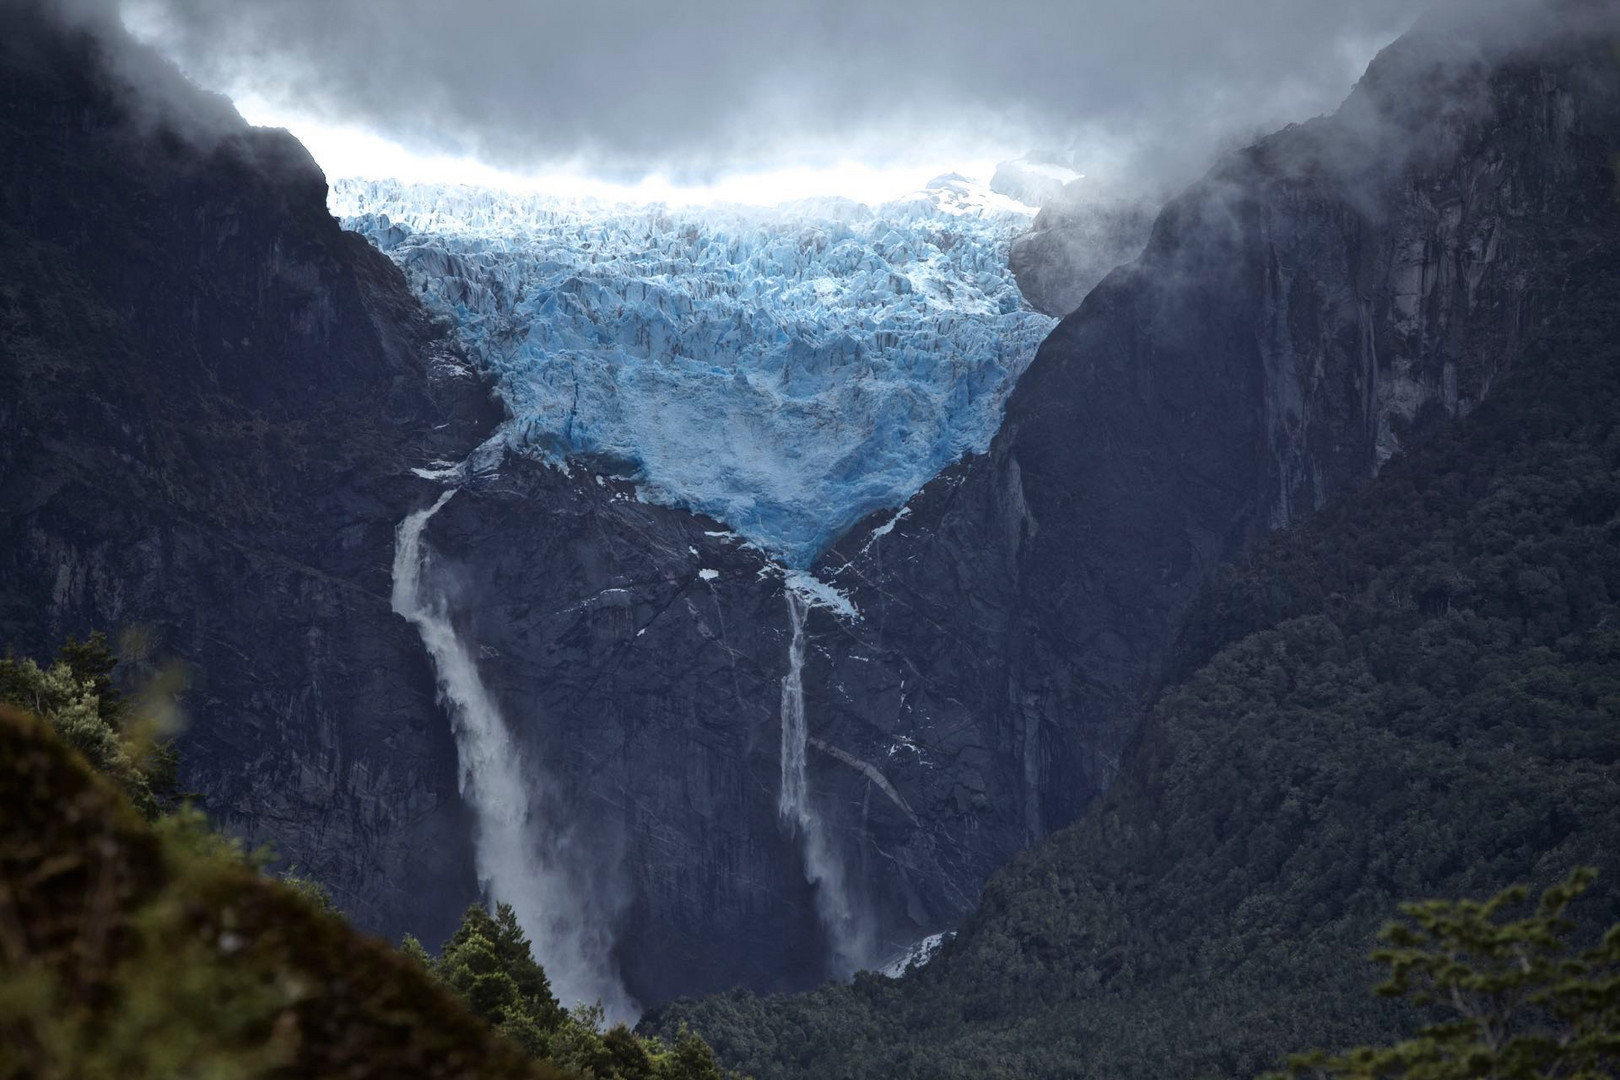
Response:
[8, 0, 242, 142]
[24, 0, 1604, 194]
[119, 0, 1441, 190]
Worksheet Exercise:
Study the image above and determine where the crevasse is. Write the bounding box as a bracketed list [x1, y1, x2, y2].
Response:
[334, 176, 1054, 566]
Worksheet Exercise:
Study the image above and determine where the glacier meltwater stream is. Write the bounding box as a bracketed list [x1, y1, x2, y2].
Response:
[366, 174, 1054, 999]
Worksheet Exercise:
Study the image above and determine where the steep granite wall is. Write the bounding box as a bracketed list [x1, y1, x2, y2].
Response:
[0, 10, 500, 945]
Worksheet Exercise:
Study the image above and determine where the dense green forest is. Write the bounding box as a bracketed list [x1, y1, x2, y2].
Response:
[0, 638, 727, 1080]
[645, 253, 1620, 1075]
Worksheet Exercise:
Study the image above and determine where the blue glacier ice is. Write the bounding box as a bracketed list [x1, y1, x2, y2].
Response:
[332, 176, 1055, 566]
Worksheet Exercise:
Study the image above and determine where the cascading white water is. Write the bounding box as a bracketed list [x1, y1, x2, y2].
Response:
[777, 592, 871, 975]
[392, 490, 638, 1021]
[777, 592, 811, 824]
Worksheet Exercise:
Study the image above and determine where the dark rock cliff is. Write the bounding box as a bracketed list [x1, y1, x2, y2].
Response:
[417, 465, 815, 1002]
[0, 9, 499, 945]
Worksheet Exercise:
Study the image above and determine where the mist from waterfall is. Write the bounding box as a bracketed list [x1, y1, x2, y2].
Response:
[392, 490, 638, 1022]
[777, 592, 871, 975]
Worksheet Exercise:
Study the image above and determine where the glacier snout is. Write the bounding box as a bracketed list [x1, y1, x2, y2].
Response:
[333, 176, 1056, 565]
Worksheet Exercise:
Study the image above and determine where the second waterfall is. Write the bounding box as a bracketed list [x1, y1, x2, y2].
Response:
[777, 592, 871, 975]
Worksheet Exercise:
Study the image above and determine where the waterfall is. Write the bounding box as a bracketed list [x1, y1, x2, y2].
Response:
[777, 591, 871, 975]
[777, 592, 810, 826]
[392, 490, 638, 1022]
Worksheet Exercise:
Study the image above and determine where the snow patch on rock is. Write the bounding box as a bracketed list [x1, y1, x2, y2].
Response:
[878, 931, 952, 978]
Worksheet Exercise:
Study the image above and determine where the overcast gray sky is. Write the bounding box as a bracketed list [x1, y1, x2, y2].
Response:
[116, 0, 1438, 190]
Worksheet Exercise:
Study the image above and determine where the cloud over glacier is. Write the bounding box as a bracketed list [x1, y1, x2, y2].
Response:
[123, 0, 1431, 188]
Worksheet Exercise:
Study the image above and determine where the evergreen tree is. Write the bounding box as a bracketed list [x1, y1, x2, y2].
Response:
[603, 1023, 657, 1080]
[490, 903, 567, 1032]
[1274, 869, 1620, 1080]
[399, 934, 433, 968]
[425, 904, 735, 1078]
[0, 633, 176, 819]
[440, 907, 527, 1022]
[436, 904, 565, 1059]
[55, 632, 122, 724]
[279, 867, 338, 913]
[664, 1025, 726, 1080]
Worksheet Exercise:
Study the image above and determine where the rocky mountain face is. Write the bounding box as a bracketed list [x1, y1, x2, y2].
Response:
[4, 0, 1614, 1017]
[415, 449, 1060, 1004]
[803, 0, 1616, 966]
[406, 8, 1620, 1008]
[0, 10, 499, 946]
[649, 152, 1620, 1078]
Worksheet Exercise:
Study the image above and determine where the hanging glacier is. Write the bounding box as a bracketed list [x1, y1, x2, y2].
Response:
[332, 176, 1055, 566]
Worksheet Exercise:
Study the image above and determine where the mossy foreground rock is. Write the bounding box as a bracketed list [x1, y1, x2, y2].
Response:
[0, 705, 555, 1080]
